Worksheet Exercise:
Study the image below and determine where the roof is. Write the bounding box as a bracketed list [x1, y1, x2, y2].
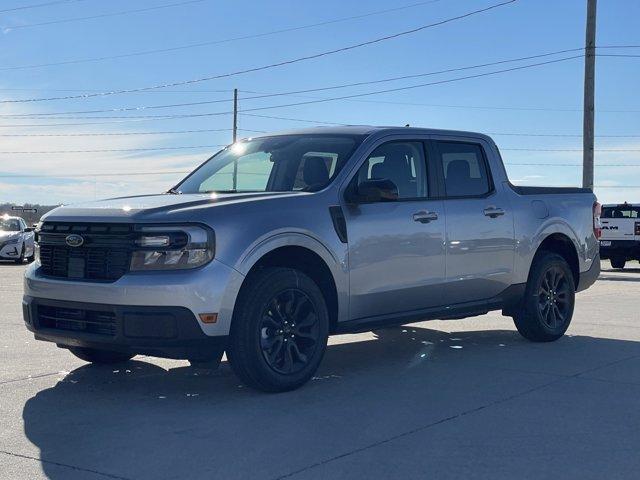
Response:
[243, 125, 493, 141]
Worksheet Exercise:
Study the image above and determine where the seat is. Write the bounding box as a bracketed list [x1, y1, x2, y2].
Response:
[370, 145, 416, 197]
[446, 159, 485, 196]
[302, 156, 329, 190]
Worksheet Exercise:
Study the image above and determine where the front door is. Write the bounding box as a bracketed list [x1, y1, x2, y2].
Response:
[431, 139, 515, 304]
[343, 140, 446, 320]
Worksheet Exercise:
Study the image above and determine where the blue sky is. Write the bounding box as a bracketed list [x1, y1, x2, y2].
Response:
[0, 0, 638, 205]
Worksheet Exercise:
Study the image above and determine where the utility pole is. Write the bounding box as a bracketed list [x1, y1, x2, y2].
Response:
[582, 0, 597, 189]
[232, 88, 238, 190]
[232, 88, 238, 143]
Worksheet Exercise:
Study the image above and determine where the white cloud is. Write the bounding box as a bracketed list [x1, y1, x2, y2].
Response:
[0, 97, 224, 205]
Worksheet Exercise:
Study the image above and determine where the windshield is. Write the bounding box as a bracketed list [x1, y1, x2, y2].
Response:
[0, 218, 20, 232]
[175, 134, 364, 194]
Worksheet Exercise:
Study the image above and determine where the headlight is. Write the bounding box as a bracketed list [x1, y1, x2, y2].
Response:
[5, 236, 19, 244]
[130, 225, 214, 271]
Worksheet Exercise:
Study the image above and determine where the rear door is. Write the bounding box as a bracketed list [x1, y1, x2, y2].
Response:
[343, 138, 446, 320]
[429, 138, 515, 304]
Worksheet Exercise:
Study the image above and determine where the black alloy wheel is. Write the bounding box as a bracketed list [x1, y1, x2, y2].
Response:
[259, 289, 320, 375]
[537, 265, 572, 330]
[513, 251, 575, 342]
[227, 267, 329, 392]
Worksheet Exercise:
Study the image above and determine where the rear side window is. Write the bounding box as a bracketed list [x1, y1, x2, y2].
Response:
[602, 206, 640, 218]
[435, 142, 491, 197]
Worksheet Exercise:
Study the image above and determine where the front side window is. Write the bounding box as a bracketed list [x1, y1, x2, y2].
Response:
[354, 141, 428, 199]
[176, 135, 363, 194]
[436, 142, 491, 197]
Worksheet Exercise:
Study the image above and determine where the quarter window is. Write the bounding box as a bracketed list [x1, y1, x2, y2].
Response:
[436, 142, 491, 197]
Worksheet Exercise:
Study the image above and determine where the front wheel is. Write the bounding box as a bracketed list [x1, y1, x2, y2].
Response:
[227, 267, 329, 392]
[14, 245, 25, 264]
[610, 257, 626, 269]
[513, 251, 575, 342]
[68, 347, 134, 364]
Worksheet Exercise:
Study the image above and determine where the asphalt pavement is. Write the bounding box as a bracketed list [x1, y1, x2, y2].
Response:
[1, 261, 639, 480]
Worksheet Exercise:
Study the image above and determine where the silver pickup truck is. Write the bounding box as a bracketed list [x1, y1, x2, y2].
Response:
[23, 127, 601, 391]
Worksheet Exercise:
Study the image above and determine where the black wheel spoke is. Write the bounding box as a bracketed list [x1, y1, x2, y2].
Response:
[259, 288, 320, 375]
[290, 341, 308, 364]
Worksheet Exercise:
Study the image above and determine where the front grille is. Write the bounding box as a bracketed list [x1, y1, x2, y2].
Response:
[38, 305, 116, 336]
[38, 222, 135, 281]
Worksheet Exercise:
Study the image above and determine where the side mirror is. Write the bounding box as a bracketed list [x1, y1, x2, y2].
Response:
[348, 179, 399, 203]
[23, 227, 34, 232]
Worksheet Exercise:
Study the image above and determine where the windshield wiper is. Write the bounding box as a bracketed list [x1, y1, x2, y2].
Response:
[166, 187, 182, 194]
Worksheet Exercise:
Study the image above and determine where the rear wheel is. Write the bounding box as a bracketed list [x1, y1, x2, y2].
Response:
[68, 347, 134, 364]
[513, 251, 575, 342]
[610, 257, 626, 269]
[227, 267, 329, 392]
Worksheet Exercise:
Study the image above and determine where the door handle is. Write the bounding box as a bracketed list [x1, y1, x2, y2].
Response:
[483, 206, 505, 218]
[413, 211, 438, 223]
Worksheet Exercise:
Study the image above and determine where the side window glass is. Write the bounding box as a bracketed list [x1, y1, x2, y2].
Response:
[355, 141, 427, 199]
[436, 142, 491, 197]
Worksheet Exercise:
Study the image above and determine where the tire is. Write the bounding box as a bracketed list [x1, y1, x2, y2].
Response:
[227, 267, 329, 392]
[610, 258, 626, 269]
[14, 245, 25, 264]
[68, 347, 134, 364]
[513, 251, 575, 342]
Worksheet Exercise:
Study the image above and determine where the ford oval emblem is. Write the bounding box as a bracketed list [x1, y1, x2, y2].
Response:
[65, 234, 84, 248]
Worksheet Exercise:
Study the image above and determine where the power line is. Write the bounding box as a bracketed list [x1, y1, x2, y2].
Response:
[0, 0, 443, 70]
[0, 171, 191, 178]
[503, 148, 640, 152]
[0, 0, 517, 103]
[0, 55, 584, 122]
[239, 113, 345, 125]
[0, 128, 264, 137]
[506, 163, 640, 167]
[488, 132, 640, 138]
[0, 0, 87, 14]
[0, 47, 587, 118]
[0, 145, 224, 154]
[5, 0, 207, 30]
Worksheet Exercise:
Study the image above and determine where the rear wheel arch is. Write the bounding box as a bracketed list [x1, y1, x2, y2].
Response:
[532, 233, 580, 288]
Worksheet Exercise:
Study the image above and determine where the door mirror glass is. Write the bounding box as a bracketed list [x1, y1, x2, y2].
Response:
[352, 179, 399, 203]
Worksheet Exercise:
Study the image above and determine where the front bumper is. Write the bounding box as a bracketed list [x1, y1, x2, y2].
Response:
[23, 259, 245, 337]
[23, 296, 228, 360]
[0, 242, 21, 259]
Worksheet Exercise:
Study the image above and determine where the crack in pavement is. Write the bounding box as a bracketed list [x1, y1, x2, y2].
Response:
[274, 353, 640, 480]
[0, 450, 134, 480]
[0, 371, 61, 386]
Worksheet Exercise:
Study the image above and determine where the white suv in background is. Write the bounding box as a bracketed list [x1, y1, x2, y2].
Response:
[599, 203, 640, 269]
[0, 215, 35, 264]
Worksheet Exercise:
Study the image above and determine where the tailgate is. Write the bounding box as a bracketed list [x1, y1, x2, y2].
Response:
[600, 218, 638, 241]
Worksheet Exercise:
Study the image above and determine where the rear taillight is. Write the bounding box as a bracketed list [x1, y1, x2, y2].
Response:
[593, 201, 602, 239]
[635, 221, 640, 236]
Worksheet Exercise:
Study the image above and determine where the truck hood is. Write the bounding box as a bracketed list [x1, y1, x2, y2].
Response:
[42, 192, 307, 223]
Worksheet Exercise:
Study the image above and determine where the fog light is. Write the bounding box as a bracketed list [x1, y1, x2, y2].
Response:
[199, 313, 218, 324]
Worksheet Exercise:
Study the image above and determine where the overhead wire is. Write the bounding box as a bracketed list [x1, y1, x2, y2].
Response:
[4, 0, 207, 30]
[0, 0, 518, 103]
